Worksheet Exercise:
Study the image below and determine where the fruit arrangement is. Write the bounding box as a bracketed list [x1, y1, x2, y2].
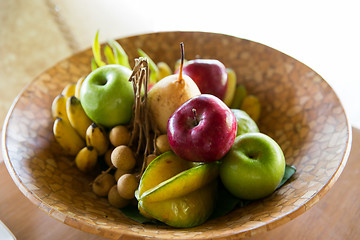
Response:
[51, 31, 295, 228]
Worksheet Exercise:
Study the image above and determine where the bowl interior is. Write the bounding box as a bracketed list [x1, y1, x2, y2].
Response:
[2, 31, 351, 239]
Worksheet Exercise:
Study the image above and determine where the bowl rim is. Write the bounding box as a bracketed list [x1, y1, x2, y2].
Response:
[1, 30, 353, 239]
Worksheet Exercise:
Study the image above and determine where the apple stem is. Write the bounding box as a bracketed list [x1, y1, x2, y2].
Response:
[192, 108, 199, 126]
[179, 42, 184, 81]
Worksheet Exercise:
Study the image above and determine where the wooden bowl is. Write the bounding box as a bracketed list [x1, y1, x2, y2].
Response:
[2, 31, 352, 239]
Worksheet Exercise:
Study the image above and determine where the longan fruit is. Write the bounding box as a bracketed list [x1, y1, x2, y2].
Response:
[156, 134, 171, 153]
[111, 145, 136, 171]
[117, 174, 138, 200]
[145, 154, 157, 167]
[108, 185, 129, 208]
[114, 168, 128, 182]
[92, 173, 116, 197]
[109, 125, 131, 147]
[104, 147, 114, 167]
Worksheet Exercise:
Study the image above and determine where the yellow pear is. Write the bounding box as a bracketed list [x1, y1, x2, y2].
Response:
[147, 43, 200, 133]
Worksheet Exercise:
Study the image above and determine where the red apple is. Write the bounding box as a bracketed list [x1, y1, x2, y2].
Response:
[167, 94, 237, 162]
[178, 59, 228, 100]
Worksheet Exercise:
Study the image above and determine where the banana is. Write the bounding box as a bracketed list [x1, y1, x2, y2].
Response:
[62, 83, 76, 98]
[230, 84, 247, 109]
[75, 146, 98, 172]
[53, 117, 85, 156]
[86, 123, 109, 155]
[75, 76, 85, 99]
[223, 68, 237, 106]
[156, 62, 172, 81]
[241, 95, 261, 122]
[51, 94, 69, 122]
[66, 96, 92, 139]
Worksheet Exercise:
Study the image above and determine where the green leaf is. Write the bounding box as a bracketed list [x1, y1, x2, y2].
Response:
[92, 30, 106, 67]
[210, 182, 249, 219]
[277, 165, 296, 189]
[104, 45, 116, 64]
[107, 39, 131, 69]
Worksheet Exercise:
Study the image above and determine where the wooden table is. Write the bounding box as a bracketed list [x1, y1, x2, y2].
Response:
[0, 127, 359, 239]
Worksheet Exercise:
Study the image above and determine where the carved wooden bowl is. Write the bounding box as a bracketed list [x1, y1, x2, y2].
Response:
[2, 31, 352, 239]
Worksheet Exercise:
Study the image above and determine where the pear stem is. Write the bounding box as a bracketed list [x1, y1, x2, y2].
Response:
[178, 42, 184, 81]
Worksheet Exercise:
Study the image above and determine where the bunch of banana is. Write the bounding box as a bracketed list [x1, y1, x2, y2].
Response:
[51, 94, 69, 123]
[52, 78, 90, 154]
[62, 83, 76, 98]
[53, 117, 85, 156]
[221, 68, 261, 122]
[75, 146, 98, 172]
[66, 96, 92, 139]
[223, 68, 237, 106]
[86, 123, 109, 156]
[75, 76, 85, 99]
[51, 77, 85, 121]
[52, 30, 136, 172]
[52, 78, 113, 172]
[74, 123, 110, 172]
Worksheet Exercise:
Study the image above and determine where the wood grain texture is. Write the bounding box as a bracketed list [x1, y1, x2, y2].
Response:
[1, 32, 352, 239]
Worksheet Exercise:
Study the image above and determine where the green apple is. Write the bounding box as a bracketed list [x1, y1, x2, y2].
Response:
[80, 65, 134, 128]
[220, 133, 285, 200]
[231, 109, 259, 136]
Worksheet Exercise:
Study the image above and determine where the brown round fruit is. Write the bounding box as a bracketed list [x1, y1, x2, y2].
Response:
[117, 173, 138, 200]
[156, 134, 171, 154]
[92, 173, 116, 197]
[145, 154, 157, 167]
[114, 168, 129, 182]
[111, 145, 136, 171]
[109, 125, 131, 147]
[108, 185, 130, 208]
[104, 147, 114, 167]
